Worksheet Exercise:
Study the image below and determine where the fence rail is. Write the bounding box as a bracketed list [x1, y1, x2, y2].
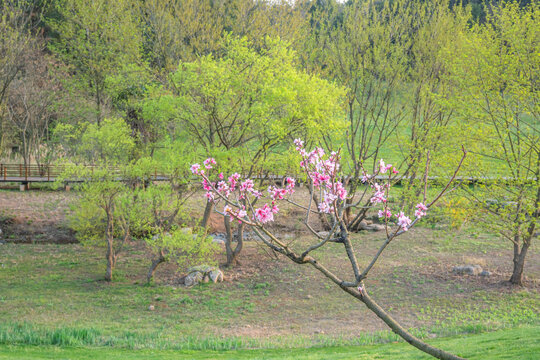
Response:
[0, 164, 168, 183]
[0, 163, 536, 186]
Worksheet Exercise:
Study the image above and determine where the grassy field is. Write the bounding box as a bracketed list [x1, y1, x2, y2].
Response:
[0, 189, 539, 358]
[0, 326, 538, 359]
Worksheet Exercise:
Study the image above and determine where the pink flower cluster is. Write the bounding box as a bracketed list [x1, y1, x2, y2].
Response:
[415, 203, 428, 218]
[378, 209, 392, 219]
[191, 140, 428, 230]
[294, 139, 347, 214]
[370, 183, 387, 204]
[396, 212, 412, 231]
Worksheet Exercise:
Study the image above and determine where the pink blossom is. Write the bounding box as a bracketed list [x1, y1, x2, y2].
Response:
[240, 179, 254, 192]
[379, 159, 393, 174]
[294, 138, 304, 150]
[378, 209, 392, 219]
[285, 177, 296, 192]
[228, 173, 241, 190]
[202, 178, 213, 191]
[392, 168, 399, 174]
[205, 191, 214, 201]
[415, 203, 428, 218]
[203, 158, 217, 169]
[217, 181, 230, 196]
[334, 182, 348, 200]
[218, 172, 224, 180]
[370, 183, 386, 204]
[361, 172, 370, 183]
[268, 186, 287, 201]
[254, 204, 275, 224]
[190, 163, 201, 175]
[396, 212, 412, 231]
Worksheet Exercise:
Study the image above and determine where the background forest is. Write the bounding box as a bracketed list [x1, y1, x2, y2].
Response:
[0, 0, 538, 359]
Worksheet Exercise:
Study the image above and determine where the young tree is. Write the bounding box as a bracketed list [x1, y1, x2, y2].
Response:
[444, 1, 539, 285]
[316, 0, 411, 229]
[68, 169, 140, 282]
[146, 36, 345, 266]
[129, 151, 217, 283]
[48, 0, 141, 125]
[395, 0, 471, 211]
[0, 0, 41, 155]
[6, 44, 56, 166]
[61, 117, 138, 281]
[191, 139, 467, 360]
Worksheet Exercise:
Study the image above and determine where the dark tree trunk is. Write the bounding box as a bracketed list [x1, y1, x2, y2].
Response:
[199, 201, 213, 229]
[223, 216, 243, 267]
[105, 238, 114, 282]
[147, 250, 166, 283]
[510, 241, 530, 285]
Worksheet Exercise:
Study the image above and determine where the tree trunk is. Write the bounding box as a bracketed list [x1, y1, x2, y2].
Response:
[360, 292, 466, 360]
[105, 241, 114, 282]
[509, 241, 530, 286]
[147, 251, 166, 284]
[199, 201, 213, 229]
[223, 216, 242, 267]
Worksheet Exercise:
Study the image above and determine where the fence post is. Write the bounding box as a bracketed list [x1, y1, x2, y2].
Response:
[47, 166, 50, 182]
[25, 165, 28, 181]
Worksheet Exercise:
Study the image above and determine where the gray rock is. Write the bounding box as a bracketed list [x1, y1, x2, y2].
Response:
[185, 265, 224, 286]
[210, 233, 226, 244]
[209, 270, 224, 283]
[480, 270, 492, 277]
[452, 265, 483, 276]
[184, 271, 204, 286]
[148, 305, 155, 311]
[359, 221, 385, 232]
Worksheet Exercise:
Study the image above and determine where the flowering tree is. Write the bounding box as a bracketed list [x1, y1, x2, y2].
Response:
[191, 139, 467, 360]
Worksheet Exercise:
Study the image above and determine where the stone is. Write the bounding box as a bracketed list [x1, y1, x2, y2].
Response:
[359, 221, 385, 232]
[480, 270, 492, 277]
[209, 270, 224, 283]
[452, 265, 483, 276]
[184, 271, 203, 286]
[184, 265, 224, 286]
[210, 233, 226, 244]
[148, 305, 155, 311]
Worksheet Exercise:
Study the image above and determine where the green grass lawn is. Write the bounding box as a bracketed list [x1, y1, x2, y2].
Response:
[0, 326, 538, 359]
[0, 191, 538, 358]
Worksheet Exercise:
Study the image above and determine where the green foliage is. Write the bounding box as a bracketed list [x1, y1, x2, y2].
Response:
[79, 118, 136, 163]
[47, 0, 141, 123]
[444, 1, 539, 240]
[146, 35, 345, 174]
[145, 227, 218, 271]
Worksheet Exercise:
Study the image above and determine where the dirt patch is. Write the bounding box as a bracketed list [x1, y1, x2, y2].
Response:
[0, 190, 77, 243]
